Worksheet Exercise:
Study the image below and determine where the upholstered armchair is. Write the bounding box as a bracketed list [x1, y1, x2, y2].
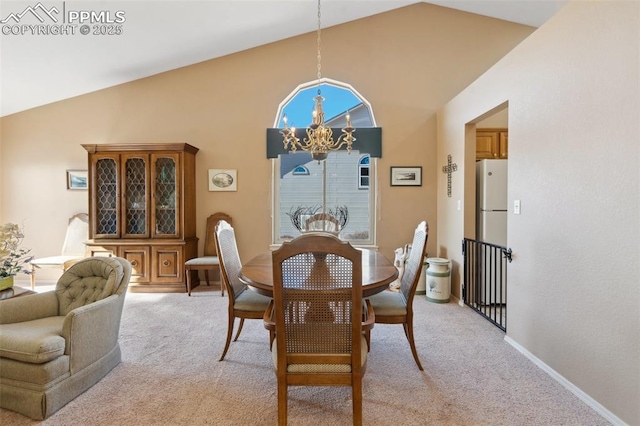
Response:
[0, 256, 132, 420]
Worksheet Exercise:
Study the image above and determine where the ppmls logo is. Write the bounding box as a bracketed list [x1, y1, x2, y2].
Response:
[0, 2, 60, 24]
[1, 2, 126, 36]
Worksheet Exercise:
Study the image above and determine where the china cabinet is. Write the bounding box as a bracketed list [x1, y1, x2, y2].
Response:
[82, 143, 199, 292]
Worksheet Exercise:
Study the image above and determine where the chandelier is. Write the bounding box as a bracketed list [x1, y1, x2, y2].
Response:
[280, 0, 356, 161]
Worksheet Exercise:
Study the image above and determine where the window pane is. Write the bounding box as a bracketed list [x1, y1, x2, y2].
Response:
[278, 151, 371, 242]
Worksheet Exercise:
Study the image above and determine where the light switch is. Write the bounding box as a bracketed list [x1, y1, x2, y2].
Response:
[457, 200, 461, 211]
[514, 200, 521, 215]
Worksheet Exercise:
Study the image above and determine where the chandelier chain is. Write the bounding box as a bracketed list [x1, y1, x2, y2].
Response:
[279, 0, 355, 162]
[317, 0, 321, 82]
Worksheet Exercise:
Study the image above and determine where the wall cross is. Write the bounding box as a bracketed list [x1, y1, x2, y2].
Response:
[442, 154, 458, 198]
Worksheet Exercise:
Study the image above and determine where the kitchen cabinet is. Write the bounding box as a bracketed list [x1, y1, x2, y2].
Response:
[476, 128, 508, 159]
[83, 143, 199, 292]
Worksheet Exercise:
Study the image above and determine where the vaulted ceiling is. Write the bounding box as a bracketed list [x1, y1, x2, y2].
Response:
[0, 1, 568, 117]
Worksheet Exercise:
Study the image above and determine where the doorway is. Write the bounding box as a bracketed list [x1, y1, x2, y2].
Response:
[463, 104, 510, 331]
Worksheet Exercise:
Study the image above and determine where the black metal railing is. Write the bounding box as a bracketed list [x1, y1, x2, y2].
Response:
[462, 238, 511, 332]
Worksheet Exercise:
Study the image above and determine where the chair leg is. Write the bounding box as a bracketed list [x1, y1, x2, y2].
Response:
[277, 378, 287, 426]
[233, 318, 245, 342]
[185, 269, 192, 296]
[30, 266, 36, 290]
[204, 270, 211, 286]
[364, 329, 371, 352]
[219, 314, 236, 361]
[219, 267, 225, 297]
[405, 321, 424, 371]
[353, 376, 363, 426]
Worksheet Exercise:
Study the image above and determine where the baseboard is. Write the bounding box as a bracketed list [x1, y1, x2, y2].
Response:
[504, 336, 625, 425]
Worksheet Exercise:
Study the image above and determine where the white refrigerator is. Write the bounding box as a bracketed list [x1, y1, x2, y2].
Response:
[476, 159, 508, 246]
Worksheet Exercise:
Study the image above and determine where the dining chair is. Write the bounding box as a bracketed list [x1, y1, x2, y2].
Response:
[185, 212, 231, 296]
[29, 213, 89, 290]
[264, 233, 374, 426]
[304, 212, 340, 235]
[366, 221, 428, 370]
[215, 220, 272, 361]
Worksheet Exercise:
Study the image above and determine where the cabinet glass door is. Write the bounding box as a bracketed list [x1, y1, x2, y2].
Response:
[124, 156, 148, 236]
[153, 155, 178, 237]
[95, 157, 118, 236]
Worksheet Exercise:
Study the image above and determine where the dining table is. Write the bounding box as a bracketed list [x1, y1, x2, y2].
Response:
[239, 248, 399, 298]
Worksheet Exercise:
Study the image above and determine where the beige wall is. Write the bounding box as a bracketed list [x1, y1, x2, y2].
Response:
[0, 3, 534, 282]
[438, 1, 639, 423]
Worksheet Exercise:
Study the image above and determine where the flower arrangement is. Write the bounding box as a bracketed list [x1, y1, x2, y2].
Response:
[0, 223, 33, 278]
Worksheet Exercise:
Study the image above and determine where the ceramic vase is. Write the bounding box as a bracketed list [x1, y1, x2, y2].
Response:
[0, 276, 15, 291]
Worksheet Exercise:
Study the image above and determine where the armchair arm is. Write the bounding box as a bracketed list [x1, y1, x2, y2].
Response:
[263, 300, 275, 332]
[0, 291, 58, 324]
[62, 293, 125, 374]
[362, 299, 375, 333]
[263, 300, 276, 346]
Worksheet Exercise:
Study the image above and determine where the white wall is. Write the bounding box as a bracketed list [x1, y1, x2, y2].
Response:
[438, 1, 639, 424]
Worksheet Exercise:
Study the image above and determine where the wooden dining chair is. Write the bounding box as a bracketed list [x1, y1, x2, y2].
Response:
[366, 221, 428, 370]
[185, 212, 231, 296]
[215, 220, 272, 361]
[264, 233, 374, 426]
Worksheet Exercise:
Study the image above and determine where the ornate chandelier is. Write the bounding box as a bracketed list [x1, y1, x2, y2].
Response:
[280, 0, 355, 162]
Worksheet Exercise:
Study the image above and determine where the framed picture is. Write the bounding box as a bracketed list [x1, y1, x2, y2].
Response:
[208, 169, 237, 192]
[390, 166, 422, 186]
[67, 170, 88, 190]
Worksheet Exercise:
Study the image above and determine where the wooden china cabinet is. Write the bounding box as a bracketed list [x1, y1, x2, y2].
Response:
[82, 143, 199, 292]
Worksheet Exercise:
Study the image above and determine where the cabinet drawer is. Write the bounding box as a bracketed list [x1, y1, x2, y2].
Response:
[87, 245, 117, 258]
[152, 246, 183, 283]
[119, 246, 150, 283]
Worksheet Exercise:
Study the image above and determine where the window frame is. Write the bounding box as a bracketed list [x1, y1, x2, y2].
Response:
[271, 78, 378, 247]
[358, 155, 370, 189]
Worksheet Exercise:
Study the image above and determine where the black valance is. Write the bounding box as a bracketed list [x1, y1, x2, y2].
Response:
[266, 127, 382, 159]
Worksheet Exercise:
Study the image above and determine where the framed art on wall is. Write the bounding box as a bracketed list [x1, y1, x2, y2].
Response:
[208, 169, 237, 191]
[67, 170, 88, 190]
[390, 166, 422, 186]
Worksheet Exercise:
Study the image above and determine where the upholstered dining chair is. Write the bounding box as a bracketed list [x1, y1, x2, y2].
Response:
[215, 220, 272, 361]
[29, 212, 89, 290]
[304, 212, 340, 235]
[264, 233, 374, 426]
[366, 221, 428, 370]
[185, 212, 231, 296]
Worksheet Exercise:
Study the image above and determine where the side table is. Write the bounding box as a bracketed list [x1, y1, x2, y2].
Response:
[0, 286, 36, 301]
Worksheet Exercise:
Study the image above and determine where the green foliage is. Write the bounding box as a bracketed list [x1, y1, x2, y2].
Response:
[0, 223, 33, 277]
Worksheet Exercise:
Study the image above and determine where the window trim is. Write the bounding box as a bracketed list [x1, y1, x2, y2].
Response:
[271, 78, 378, 247]
[272, 78, 377, 129]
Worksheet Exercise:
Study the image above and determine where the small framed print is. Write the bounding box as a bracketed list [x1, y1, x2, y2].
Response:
[208, 169, 237, 192]
[67, 170, 88, 190]
[390, 166, 422, 187]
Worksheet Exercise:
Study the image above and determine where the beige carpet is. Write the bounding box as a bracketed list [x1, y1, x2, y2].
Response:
[1, 285, 608, 425]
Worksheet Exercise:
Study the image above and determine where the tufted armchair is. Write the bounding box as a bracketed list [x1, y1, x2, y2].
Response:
[0, 256, 132, 420]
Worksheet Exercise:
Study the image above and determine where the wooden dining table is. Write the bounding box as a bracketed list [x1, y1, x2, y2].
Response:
[239, 248, 399, 298]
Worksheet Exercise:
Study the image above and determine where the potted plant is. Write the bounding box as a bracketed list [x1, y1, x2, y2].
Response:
[0, 223, 33, 290]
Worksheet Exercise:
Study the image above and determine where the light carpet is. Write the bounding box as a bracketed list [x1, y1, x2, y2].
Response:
[0, 285, 608, 425]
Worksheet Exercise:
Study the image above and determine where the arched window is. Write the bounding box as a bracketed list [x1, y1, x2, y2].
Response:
[272, 78, 377, 245]
[292, 166, 309, 176]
